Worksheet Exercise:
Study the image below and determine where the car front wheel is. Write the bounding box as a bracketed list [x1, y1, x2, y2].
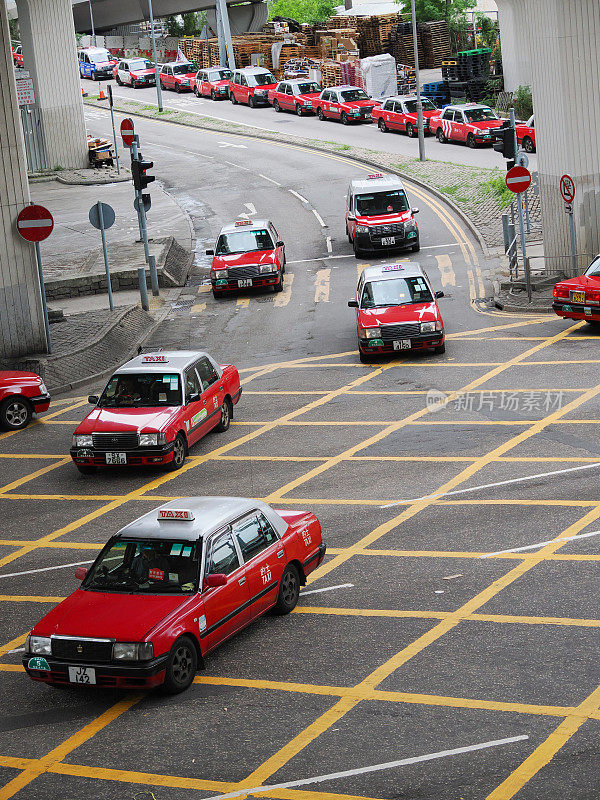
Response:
[406, 122, 415, 137]
[168, 433, 187, 471]
[466, 133, 477, 148]
[273, 99, 281, 112]
[296, 104, 304, 116]
[523, 136, 535, 153]
[341, 112, 349, 125]
[162, 636, 197, 694]
[0, 396, 32, 430]
[317, 107, 325, 120]
[378, 117, 387, 132]
[273, 564, 300, 614]
[437, 128, 447, 143]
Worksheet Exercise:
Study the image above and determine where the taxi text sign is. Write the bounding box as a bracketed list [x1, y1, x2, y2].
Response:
[16, 77, 35, 106]
[158, 509, 195, 521]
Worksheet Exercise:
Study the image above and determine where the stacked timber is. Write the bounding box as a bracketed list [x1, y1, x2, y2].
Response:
[418, 20, 451, 68]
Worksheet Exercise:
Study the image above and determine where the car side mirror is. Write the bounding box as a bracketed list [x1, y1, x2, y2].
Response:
[204, 573, 227, 589]
[348, 299, 358, 308]
[276, 240, 284, 248]
[347, 215, 356, 222]
[187, 392, 200, 404]
[411, 207, 419, 214]
[435, 290, 444, 298]
[88, 395, 99, 404]
[206, 249, 214, 255]
[74, 567, 88, 580]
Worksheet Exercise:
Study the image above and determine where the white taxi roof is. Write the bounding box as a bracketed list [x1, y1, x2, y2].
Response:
[360, 262, 424, 283]
[219, 219, 271, 235]
[237, 66, 273, 74]
[387, 94, 429, 102]
[80, 47, 110, 54]
[350, 173, 406, 194]
[447, 103, 492, 111]
[115, 350, 214, 375]
[115, 497, 288, 542]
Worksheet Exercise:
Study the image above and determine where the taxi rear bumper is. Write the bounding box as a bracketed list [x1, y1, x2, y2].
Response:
[553, 301, 600, 321]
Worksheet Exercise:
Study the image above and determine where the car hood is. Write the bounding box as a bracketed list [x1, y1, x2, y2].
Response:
[212, 79, 230, 86]
[405, 109, 439, 120]
[131, 69, 155, 77]
[297, 92, 321, 101]
[175, 72, 196, 79]
[213, 249, 277, 269]
[468, 120, 504, 131]
[358, 301, 440, 325]
[75, 407, 179, 434]
[0, 371, 40, 384]
[32, 589, 189, 641]
[253, 83, 278, 91]
[92, 61, 113, 68]
[356, 211, 414, 225]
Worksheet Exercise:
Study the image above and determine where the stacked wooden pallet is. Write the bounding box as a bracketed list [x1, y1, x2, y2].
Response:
[418, 20, 451, 68]
[357, 13, 399, 56]
[179, 35, 311, 72]
[320, 60, 343, 86]
[387, 23, 425, 68]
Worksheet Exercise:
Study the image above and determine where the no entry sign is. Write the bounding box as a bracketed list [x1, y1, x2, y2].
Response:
[505, 166, 532, 194]
[120, 118, 135, 146]
[16, 204, 54, 242]
[560, 174, 576, 203]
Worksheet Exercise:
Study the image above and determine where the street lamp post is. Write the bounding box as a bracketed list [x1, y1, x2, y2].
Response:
[148, 0, 163, 112]
[410, 0, 426, 161]
[88, 0, 96, 46]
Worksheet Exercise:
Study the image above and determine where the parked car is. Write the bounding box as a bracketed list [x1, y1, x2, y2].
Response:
[191, 67, 232, 99]
[373, 94, 439, 136]
[159, 62, 199, 92]
[78, 47, 116, 80]
[429, 103, 506, 147]
[229, 67, 278, 107]
[12, 45, 23, 68]
[314, 85, 379, 124]
[516, 115, 536, 153]
[0, 371, 50, 430]
[553, 254, 600, 324]
[114, 58, 156, 88]
[268, 79, 322, 115]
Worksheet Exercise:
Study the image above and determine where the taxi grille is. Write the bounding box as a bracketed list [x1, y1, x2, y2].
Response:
[370, 224, 405, 237]
[381, 323, 421, 340]
[52, 638, 113, 662]
[227, 266, 261, 279]
[92, 432, 139, 450]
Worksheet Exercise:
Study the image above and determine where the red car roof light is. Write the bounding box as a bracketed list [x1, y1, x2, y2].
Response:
[235, 220, 253, 226]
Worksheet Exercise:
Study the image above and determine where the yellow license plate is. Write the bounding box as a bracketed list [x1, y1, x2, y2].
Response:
[570, 291, 585, 303]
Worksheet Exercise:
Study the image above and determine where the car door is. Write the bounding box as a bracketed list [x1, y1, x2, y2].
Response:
[232, 512, 284, 619]
[453, 110, 466, 141]
[195, 356, 223, 433]
[269, 222, 283, 266]
[200, 528, 250, 651]
[441, 109, 454, 139]
[183, 366, 207, 445]
[330, 91, 342, 119]
[284, 84, 295, 110]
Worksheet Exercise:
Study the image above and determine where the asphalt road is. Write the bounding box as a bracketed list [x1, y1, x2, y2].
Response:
[89, 76, 538, 172]
[0, 110, 598, 800]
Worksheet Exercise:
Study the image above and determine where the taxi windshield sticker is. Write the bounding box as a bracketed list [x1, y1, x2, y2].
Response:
[170, 543, 183, 556]
[163, 375, 178, 382]
[181, 546, 192, 557]
[149, 568, 164, 581]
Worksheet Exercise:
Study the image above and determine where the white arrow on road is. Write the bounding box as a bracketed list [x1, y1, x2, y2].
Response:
[218, 141, 247, 148]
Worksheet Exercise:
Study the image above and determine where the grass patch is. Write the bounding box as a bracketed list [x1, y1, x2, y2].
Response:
[332, 144, 351, 151]
[439, 184, 469, 203]
[481, 174, 513, 209]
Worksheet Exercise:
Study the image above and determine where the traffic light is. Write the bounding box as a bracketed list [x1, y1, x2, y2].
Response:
[131, 155, 155, 192]
[492, 122, 516, 163]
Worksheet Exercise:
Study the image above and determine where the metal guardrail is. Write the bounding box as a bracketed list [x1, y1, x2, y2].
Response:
[526, 253, 591, 279]
[20, 106, 47, 172]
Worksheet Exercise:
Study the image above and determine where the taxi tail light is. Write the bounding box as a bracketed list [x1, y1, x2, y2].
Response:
[74, 567, 88, 581]
[553, 284, 569, 298]
[588, 289, 600, 302]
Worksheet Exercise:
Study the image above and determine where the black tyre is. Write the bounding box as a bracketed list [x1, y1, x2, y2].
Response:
[215, 398, 232, 432]
[76, 464, 97, 475]
[466, 133, 476, 148]
[353, 239, 364, 258]
[162, 636, 197, 694]
[168, 433, 187, 471]
[230, 91, 237, 103]
[341, 111, 349, 125]
[523, 136, 535, 153]
[295, 103, 303, 116]
[273, 564, 300, 614]
[406, 122, 415, 138]
[116, 75, 122, 86]
[212, 288, 224, 299]
[437, 128, 446, 143]
[411, 242, 420, 252]
[91, 70, 96, 81]
[0, 396, 32, 430]
[317, 107, 325, 120]
[359, 349, 375, 363]
[211, 89, 216, 100]
[175, 83, 182, 93]
[194, 86, 200, 97]
[248, 96, 255, 108]
[378, 117, 387, 132]
[273, 275, 284, 292]
[434, 343, 446, 355]
[273, 99, 281, 112]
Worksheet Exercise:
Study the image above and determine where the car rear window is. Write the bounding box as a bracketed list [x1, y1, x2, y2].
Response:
[361, 276, 433, 308]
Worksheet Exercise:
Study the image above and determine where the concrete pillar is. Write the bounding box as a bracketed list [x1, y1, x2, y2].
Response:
[496, 0, 532, 91]
[519, 0, 600, 275]
[0, 2, 48, 358]
[16, 0, 88, 170]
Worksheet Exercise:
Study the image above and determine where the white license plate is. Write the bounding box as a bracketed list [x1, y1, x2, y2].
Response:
[393, 339, 412, 350]
[105, 452, 127, 465]
[238, 279, 253, 288]
[381, 237, 395, 245]
[68, 666, 96, 684]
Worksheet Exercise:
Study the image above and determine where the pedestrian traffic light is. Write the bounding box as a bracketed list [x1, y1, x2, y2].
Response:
[131, 155, 155, 192]
[492, 122, 516, 162]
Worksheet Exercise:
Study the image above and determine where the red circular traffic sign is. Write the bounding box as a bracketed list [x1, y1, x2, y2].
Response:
[560, 174, 576, 203]
[505, 166, 532, 194]
[16, 204, 54, 242]
[120, 118, 135, 146]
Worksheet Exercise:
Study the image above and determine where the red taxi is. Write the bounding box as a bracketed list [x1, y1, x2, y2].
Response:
[268, 79, 322, 115]
[346, 173, 420, 257]
[70, 350, 241, 474]
[373, 94, 439, 136]
[208, 219, 285, 298]
[23, 496, 326, 694]
[12, 45, 23, 68]
[516, 115, 536, 153]
[0, 370, 50, 430]
[553, 254, 600, 324]
[159, 61, 198, 92]
[229, 67, 278, 107]
[315, 85, 379, 124]
[430, 103, 506, 147]
[348, 263, 445, 362]
[114, 57, 156, 88]
[191, 66, 233, 99]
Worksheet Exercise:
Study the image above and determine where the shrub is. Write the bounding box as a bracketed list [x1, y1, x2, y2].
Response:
[512, 85, 533, 121]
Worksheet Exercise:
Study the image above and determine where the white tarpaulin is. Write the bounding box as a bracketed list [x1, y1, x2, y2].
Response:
[360, 54, 397, 99]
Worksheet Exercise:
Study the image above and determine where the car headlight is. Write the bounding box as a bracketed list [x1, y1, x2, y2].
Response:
[304, 101, 312, 107]
[139, 433, 166, 446]
[74, 434, 93, 447]
[213, 269, 228, 279]
[113, 642, 154, 661]
[39, 382, 48, 394]
[359, 327, 382, 339]
[405, 221, 417, 232]
[180, 80, 190, 86]
[356, 225, 369, 233]
[27, 635, 51, 655]
[421, 321, 443, 333]
[259, 264, 275, 273]
[352, 109, 361, 116]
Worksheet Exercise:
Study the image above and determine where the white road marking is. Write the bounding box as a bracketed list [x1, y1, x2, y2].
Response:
[381, 462, 600, 509]
[259, 173, 282, 186]
[0, 560, 94, 579]
[200, 736, 529, 800]
[245, 202, 257, 215]
[481, 529, 600, 559]
[326, 236, 332, 253]
[222, 160, 251, 170]
[312, 208, 327, 227]
[289, 189, 309, 203]
[299, 583, 354, 596]
[218, 141, 247, 149]
[287, 254, 355, 265]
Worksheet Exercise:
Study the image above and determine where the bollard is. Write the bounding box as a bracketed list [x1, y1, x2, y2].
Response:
[502, 213, 510, 253]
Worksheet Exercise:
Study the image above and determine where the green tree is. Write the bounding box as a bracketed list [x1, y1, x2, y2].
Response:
[165, 16, 183, 37]
[397, 0, 475, 22]
[267, 0, 337, 24]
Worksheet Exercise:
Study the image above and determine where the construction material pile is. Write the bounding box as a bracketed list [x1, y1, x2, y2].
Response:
[388, 19, 450, 68]
[442, 48, 491, 102]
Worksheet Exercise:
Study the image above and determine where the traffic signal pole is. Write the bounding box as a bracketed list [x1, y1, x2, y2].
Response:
[131, 137, 150, 311]
[131, 136, 159, 298]
[410, 0, 426, 161]
[509, 107, 530, 300]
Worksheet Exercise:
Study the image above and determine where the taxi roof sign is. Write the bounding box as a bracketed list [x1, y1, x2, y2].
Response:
[158, 509, 195, 521]
[142, 354, 168, 363]
[382, 264, 405, 272]
[367, 173, 384, 179]
[234, 220, 253, 226]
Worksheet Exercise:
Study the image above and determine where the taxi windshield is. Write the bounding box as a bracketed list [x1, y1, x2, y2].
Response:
[361, 276, 433, 308]
[340, 89, 369, 101]
[209, 69, 232, 80]
[356, 190, 408, 216]
[464, 107, 498, 122]
[88, 51, 111, 63]
[84, 538, 201, 594]
[129, 59, 153, 71]
[585, 256, 600, 277]
[98, 373, 182, 408]
[216, 229, 274, 255]
[250, 72, 276, 86]
[296, 82, 321, 94]
[403, 98, 436, 113]
[173, 63, 195, 74]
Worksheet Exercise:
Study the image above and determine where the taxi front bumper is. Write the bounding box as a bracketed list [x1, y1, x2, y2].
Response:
[354, 231, 418, 251]
[212, 273, 282, 292]
[553, 301, 600, 321]
[23, 653, 169, 689]
[30, 393, 51, 412]
[360, 332, 444, 353]
[70, 441, 175, 467]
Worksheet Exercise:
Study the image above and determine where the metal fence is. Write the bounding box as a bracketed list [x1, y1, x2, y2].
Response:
[19, 106, 47, 172]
